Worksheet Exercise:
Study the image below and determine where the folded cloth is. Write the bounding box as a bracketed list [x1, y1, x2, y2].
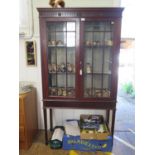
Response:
[64, 120, 80, 136]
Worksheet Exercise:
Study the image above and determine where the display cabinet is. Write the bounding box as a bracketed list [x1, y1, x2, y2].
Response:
[38, 8, 123, 144]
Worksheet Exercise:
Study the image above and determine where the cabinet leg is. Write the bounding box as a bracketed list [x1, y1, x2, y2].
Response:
[50, 109, 53, 131]
[43, 108, 48, 145]
[111, 109, 116, 136]
[106, 109, 110, 125]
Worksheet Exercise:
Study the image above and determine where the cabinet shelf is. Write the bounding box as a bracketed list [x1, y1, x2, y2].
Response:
[27, 53, 34, 55]
[84, 72, 111, 75]
[85, 31, 112, 33]
[48, 31, 76, 33]
[49, 72, 75, 74]
[48, 45, 75, 48]
[84, 45, 113, 48]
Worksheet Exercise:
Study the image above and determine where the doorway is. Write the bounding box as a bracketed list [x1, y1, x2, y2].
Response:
[113, 39, 135, 155]
[116, 39, 135, 131]
[112, 0, 135, 153]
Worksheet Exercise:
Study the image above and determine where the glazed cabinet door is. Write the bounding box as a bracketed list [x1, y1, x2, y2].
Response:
[41, 17, 121, 100]
[81, 19, 117, 99]
[43, 19, 79, 98]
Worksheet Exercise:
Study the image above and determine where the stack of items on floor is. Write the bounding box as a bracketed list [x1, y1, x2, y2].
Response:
[63, 114, 113, 152]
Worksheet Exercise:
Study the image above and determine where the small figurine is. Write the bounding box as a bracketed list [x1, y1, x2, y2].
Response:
[49, 0, 65, 8]
[103, 89, 110, 97]
[51, 63, 57, 73]
[72, 64, 75, 73]
[86, 63, 92, 73]
[93, 41, 97, 46]
[58, 88, 63, 96]
[67, 89, 75, 96]
[56, 40, 63, 46]
[48, 63, 57, 73]
[62, 90, 67, 96]
[51, 40, 57, 46]
[67, 91, 72, 96]
[105, 40, 113, 46]
[59, 63, 66, 72]
[95, 89, 102, 97]
[86, 41, 92, 46]
[48, 64, 53, 73]
[50, 88, 57, 96]
[67, 63, 73, 72]
[96, 41, 100, 46]
[48, 40, 51, 45]
[86, 88, 92, 96]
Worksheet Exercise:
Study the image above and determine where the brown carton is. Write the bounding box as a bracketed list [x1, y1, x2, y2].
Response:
[80, 115, 110, 140]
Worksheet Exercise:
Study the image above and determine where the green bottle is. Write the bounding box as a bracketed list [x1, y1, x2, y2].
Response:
[50, 126, 64, 149]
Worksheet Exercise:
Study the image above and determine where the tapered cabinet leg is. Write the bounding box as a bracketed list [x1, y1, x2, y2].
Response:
[106, 109, 110, 125]
[50, 109, 53, 131]
[43, 108, 48, 145]
[111, 109, 116, 136]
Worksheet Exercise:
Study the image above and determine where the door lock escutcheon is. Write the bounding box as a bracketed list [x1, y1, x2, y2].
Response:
[81, 18, 85, 21]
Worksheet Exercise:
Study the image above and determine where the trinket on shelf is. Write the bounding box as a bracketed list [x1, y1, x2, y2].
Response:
[67, 63, 75, 72]
[50, 87, 57, 96]
[102, 89, 110, 97]
[86, 63, 92, 73]
[58, 63, 66, 72]
[51, 40, 57, 46]
[105, 40, 113, 46]
[95, 89, 102, 97]
[56, 40, 64, 46]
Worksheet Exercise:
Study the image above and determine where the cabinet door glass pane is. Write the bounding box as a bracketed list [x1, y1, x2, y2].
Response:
[84, 21, 113, 98]
[47, 22, 76, 97]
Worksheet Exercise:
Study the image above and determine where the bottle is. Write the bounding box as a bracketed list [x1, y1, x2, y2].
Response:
[50, 126, 64, 149]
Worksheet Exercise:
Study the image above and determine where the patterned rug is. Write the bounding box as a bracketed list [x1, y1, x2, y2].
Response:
[19, 142, 112, 155]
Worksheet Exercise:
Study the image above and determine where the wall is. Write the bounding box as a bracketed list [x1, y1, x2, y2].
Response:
[19, 0, 121, 129]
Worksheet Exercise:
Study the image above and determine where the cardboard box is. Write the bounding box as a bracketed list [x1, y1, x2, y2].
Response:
[80, 115, 110, 140]
[80, 115, 104, 129]
[80, 131, 109, 140]
[63, 135, 113, 152]
[80, 125, 110, 140]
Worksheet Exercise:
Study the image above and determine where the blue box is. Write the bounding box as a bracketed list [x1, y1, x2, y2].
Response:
[63, 135, 113, 152]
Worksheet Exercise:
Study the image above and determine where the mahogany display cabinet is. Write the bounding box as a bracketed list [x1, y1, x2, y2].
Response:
[37, 8, 124, 144]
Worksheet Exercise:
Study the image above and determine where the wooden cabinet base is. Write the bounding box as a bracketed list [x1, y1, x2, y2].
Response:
[19, 88, 38, 150]
[20, 141, 30, 150]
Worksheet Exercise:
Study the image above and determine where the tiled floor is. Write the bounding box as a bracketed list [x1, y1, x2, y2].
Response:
[115, 95, 135, 131]
[113, 131, 135, 155]
[112, 89, 135, 155]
